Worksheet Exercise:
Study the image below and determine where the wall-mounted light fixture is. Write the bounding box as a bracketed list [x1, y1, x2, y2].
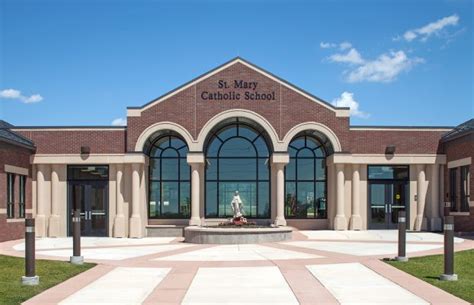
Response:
[80, 146, 90, 155]
[385, 145, 396, 155]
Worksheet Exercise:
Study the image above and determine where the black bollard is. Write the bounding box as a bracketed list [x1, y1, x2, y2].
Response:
[70, 209, 84, 265]
[440, 216, 457, 281]
[395, 211, 408, 262]
[444, 198, 451, 217]
[22, 218, 39, 285]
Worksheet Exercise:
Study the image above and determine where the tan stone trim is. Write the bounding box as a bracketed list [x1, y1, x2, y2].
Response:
[11, 128, 125, 132]
[470, 201, 474, 207]
[6, 218, 25, 223]
[26, 209, 33, 213]
[0, 208, 6, 214]
[327, 154, 446, 165]
[31, 154, 146, 165]
[128, 58, 347, 117]
[135, 122, 195, 152]
[282, 122, 342, 152]
[447, 157, 471, 169]
[349, 127, 452, 132]
[271, 153, 289, 164]
[4, 164, 29, 176]
[187, 153, 205, 164]
[449, 212, 470, 216]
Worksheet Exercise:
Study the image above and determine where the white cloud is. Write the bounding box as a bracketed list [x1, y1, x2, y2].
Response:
[401, 14, 459, 42]
[320, 42, 336, 49]
[332, 91, 369, 118]
[111, 118, 127, 126]
[329, 48, 365, 65]
[339, 41, 352, 50]
[346, 51, 423, 83]
[0, 88, 43, 104]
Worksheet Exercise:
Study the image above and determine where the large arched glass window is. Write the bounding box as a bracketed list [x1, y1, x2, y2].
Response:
[285, 135, 327, 219]
[148, 135, 190, 218]
[205, 121, 271, 218]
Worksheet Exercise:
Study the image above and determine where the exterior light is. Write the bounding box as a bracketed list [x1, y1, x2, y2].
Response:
[80, 146, 90, 154]
[385, 145, 396, 155]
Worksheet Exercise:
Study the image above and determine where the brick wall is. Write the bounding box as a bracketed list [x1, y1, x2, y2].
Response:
[13, 129, 126, 154]
[0, 142, 33, 242]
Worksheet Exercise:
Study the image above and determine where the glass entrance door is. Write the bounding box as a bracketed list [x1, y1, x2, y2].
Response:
[369, 181, 408, 229]
[69, 181, 108, 236]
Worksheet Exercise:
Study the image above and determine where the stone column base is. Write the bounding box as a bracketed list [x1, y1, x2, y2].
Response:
[129, 215, 142, 238]
[430, 217, 442, 231]
[113, 215, 126, 237]
[48, 215, 61, 237]
[35, 214, 47, 237]
[274, 217, 287, 226]
[189, 217, 201, 226]
[349, 215, 362, 230]
[440, 273, 458, 281]
[70, 256, 84, 265]
[334, 215, 347, 230]
[22, 275, 39, 286]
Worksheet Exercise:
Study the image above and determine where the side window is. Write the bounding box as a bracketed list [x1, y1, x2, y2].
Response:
[19, 175, 26, 218]
[7, 173, 15, 218]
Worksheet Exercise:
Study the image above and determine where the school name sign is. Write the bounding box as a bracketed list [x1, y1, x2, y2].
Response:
[200, 80, 276, 101]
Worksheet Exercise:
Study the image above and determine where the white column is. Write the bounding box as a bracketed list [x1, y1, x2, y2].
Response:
[189, 163, 202, 226]
[48, 164, 60, 237]
[429, 164, 442, 231]
[415, 164, 427, 231]
[36, 164, 47, 237]
[439, 165, 445, 217]
[129, 163, 142, 238]
[334, 163, 347, 230]
[350, 164, 362, 230]
[114, 164, 126, 237]
[274, 163, 287, 226]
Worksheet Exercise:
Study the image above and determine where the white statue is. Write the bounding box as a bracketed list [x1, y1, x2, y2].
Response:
[230, 191, 243, 218]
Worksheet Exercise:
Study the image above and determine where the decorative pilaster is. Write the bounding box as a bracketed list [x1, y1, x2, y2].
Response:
[48, 164, 61, 237]
[334, 163, 347, 230]
[187, 153, 205, 226]
[429, 164, 442, 231]
[129, 163, 142, 238]
[415, 164, 427, 231]
[114, 164, 126, 237]
[36, 164, 47, 237]
[350, 164, 362, 230]
[271, 153, 289, 226]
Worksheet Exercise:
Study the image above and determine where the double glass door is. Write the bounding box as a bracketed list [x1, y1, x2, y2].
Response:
[369, 181, 408, 229]
[68, 181, 108, 236]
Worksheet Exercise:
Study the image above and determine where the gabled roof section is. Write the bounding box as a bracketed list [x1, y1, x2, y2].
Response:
[441, 118, 474, 142]
[127, 57, 350, 117]
[0, 120, 36, 150]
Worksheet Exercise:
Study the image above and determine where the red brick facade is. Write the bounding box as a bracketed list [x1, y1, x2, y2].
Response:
[0, 142, 33, 242]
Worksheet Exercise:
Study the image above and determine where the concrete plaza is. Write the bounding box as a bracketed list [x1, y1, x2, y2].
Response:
[0, 230, 472, 305]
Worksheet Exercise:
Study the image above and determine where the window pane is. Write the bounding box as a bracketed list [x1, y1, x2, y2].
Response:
[315, 159, 326, 180]
[258, 158, 269, 180]
[180, 182, 191, 217]
[285, 182, 296, 217]
[314, 147, 325, 157]
[298, 148, 314, 157]
[297, 182, 315, 218]
[217, 126, 237, 141]
[207, 138, 221, 157]
[150, 159, 160, 180]
[297, 158, 314, 180]
[68, 166, 109, 180]
[220, 137, 255, 157]
[161, 182, 179, 216]
[254, 137, 269, 157]
[290, 138, 305, 149]
[162, 158, 178, 180]
[288, 147, 298, 157]
[219, 159, 256, 180]
[161, 148, 178, 158]
[306, 137, 319, 149]
[206, 158, 217, 180]
[149, 182, 161, 217]
[238, 126, 258, 141]
[315, 182, 327, 218]
[206, 182, 218, 217]
[157, 137, 170, 149]
[258, 182, 270, 218]
[219, 182, 256, 218]
[170, 137, 185, 149]
[368, 166, 409, 180]
[286, 159, 296, 180]
[180, 159, 190, 180]
[149, 146, 161, 158]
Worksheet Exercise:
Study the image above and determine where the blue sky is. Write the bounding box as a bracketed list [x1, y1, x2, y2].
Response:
[1, 0, 472, 127]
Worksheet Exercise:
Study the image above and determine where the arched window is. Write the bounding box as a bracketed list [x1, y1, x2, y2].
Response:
[148, 135, 190, 218]
[205, 121, 271, 218]
[285, 135, 327, 219]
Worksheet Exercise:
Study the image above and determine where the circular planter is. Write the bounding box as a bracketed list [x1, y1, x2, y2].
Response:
[184, 226, 292, 244]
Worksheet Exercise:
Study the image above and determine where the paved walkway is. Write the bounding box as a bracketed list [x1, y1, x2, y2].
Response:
[0, 230, 472, 305]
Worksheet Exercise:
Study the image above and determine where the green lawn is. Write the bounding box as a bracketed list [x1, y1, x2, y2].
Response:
[387, 249, 474, 303]
[0, 255, 95, 305]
